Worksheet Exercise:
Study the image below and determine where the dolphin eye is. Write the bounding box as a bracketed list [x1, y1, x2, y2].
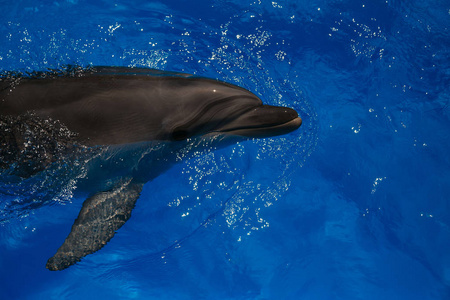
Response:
[171, 128, 189, 141]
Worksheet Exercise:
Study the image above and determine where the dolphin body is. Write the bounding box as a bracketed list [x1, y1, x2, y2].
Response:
[0, 66, 301, 270]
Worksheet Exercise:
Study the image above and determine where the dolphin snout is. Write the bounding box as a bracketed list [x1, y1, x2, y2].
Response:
[215, 104, 302, 138]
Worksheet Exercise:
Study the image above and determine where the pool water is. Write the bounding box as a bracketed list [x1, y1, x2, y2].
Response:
[1, 0, 449, 299]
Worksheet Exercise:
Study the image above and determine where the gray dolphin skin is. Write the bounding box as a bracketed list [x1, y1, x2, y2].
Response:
[0, 66, 301, 270]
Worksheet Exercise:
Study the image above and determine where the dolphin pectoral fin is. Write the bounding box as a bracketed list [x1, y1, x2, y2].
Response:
[46, 179, 144, 271]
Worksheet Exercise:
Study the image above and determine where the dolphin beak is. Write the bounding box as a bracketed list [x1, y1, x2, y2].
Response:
[216, 105, 302, 137]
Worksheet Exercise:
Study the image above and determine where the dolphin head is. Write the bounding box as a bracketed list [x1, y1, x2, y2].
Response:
[0, 67, 301, 146]
[159, 78, 302, 141]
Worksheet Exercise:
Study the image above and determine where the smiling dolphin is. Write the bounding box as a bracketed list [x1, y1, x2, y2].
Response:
[0, 66, 301, 270]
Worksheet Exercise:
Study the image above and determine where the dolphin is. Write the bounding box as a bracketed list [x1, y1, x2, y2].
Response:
[0, 66, 301, 270]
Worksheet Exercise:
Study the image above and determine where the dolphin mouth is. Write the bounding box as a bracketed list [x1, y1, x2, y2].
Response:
[215, 105, 302, 137]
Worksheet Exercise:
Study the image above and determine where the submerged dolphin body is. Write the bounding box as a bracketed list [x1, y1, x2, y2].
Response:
[0, 66, 301, 270]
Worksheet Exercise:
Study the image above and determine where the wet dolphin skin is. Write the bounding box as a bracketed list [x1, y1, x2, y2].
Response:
[0, 66, 301, 270]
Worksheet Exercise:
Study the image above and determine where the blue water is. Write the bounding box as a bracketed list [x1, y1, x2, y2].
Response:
[1, 0, 449, 299]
